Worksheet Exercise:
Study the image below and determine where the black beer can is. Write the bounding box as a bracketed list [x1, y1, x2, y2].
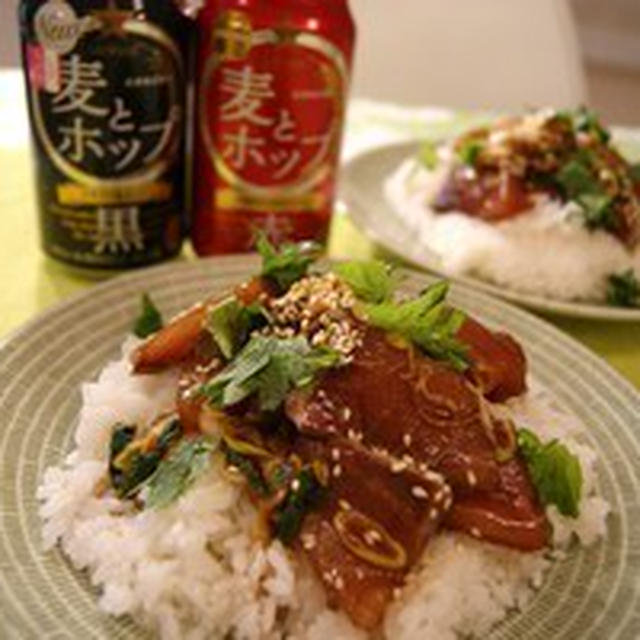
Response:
[19, 0, 192, 271]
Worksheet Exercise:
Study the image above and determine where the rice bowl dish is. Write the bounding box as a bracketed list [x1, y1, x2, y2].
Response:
[38, 243, 610, 639]
[384, 109, 640, 306]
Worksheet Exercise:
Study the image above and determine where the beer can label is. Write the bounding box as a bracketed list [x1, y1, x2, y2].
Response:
[23, 0, 186, 267]
[198, 9, 349, 213]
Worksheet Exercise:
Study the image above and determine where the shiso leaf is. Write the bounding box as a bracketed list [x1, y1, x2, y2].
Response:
[606, 270, 640, 308]
[333, 260, 396, 304]
[256, 232, 320, 293]
[133, 293, 163, 338]
[201, 335, 342, 412]
[363, 281, 469, 371]
[146, 437, 218, 510]
[517, 428, 582, 518]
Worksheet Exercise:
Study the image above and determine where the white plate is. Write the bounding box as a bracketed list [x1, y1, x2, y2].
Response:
[341, 141, 640, 321]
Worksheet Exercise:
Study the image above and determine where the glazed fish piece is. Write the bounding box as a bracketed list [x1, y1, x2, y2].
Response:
[287, 326, 547, 551]
[294, 438, 451, 630]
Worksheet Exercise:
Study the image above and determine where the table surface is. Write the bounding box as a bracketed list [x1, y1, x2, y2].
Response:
[1, 69, 638, 388]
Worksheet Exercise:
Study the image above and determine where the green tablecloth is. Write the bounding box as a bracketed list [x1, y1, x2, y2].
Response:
[1, 70, 638, 387]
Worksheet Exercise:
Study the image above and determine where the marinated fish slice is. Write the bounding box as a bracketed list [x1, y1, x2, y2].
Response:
[295, 438, 451, 630]
[446, 459, 549, 551]
[457, 316, 527, 402]
[287, 327, 503, 494]
[287, 327, 547, 551]
[132, 303, 209, 373]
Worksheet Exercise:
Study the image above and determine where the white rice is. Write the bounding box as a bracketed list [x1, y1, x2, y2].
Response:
[385, 156, 640, 302]
[38, 340, 609, 640]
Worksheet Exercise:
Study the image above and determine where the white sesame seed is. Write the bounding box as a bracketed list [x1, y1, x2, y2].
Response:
[471, 527, 482, 538]
[332, 464, 342, 478]
[466, 470, 478, 487]
[291, 479, 300, 492]
[338, 499, 351, 511]
[342, 407, 352, 421]
[402, 433, 412, 447]
[331, 448, 341, 461]
[391, 459, 409, 473]
[411, 485, 429, 499]
[429, 508, 439, 520]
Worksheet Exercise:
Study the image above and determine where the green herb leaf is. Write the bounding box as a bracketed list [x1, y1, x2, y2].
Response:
[108, 419, 182, 499]
[206, 297, 251, 360]
[201, 335, 342, 412]
[363, 282, 469, 371]
[133, 293, 163, 338]
[333, 260, 396, 303]
[457, 139, 483, 166]
[573, 107, 611, 143]
[256, 232, 320, 293]
[555, 155, 616, 231]
[273, 466, 326, 545]
[146, 437, 217, 510]
[224, 447, 271, 497]
[606, 270, 640, 308]
[417, 140, 439, 170]
[517, 428, 582, 518]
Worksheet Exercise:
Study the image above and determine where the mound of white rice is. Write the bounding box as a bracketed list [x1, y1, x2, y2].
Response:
[385, 157, 640, 302]
[38, 340, 609, 640]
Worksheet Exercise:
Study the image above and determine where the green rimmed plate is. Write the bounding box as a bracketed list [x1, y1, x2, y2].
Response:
[0, 256, 639, 639]
[341, 140, 640, 321]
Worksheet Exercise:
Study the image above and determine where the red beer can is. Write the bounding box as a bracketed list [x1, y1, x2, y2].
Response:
[192, 0, 356, 254]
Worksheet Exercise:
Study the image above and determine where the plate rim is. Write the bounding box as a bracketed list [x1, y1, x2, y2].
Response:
[340, 140, 640, 322]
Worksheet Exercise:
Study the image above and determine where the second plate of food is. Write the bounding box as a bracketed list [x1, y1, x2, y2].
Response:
[341, 110, 640, 321]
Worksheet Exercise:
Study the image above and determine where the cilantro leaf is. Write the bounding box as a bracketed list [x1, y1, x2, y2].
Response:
[201, 335, 342, 412]
[573, 106, 611, 143]
[133, 293, 163, 338]
[363, 282, 469, 371]
[146, 437, 217, 510]
[417, 140, 439, 170]
[555, 155, 616, 231]
[206, 297, 269, 360]
[256, 232, 320, 293]
[333, 260, 396, 303]
[606, 270, 640, 308]
[517, 429, 582, 518]
[457, 139, 483, 166]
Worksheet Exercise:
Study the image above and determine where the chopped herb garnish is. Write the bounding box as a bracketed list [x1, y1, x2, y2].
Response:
[517, 428, 582, 518]
[417, 140, 439, 170]
[201, 335, 342, 412]
[457, 139, 483, 166]
[573, 106, 610, 144]
[273, 466, 326, 545]
[606, 270, 640, 308]
[363, 281, 469, 371]
[333, 260, 396, 303]
[146, 437, 217, 510]
[133, 293, 163, 338]
[206, 297, 268, 360]
[224, 447, 271, 497]
[108, 419, 182, 499]
[256, 232, 320, 293]
[555, 155, 616, 231]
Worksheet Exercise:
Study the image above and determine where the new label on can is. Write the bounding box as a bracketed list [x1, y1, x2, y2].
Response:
[192, 0, 356, 254]
[19, 0, 192, 270]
